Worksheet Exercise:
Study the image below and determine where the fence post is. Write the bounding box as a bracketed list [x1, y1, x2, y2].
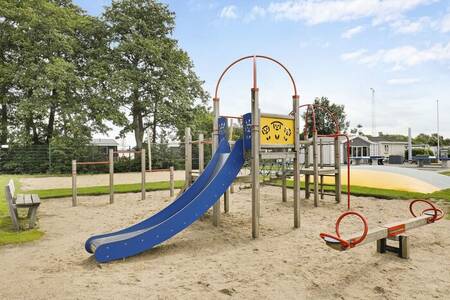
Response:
[185, 128, 192, 186]
[198, 133, 204, 174]
[72, 160, 77, 207]
[141, 149, 146, 200]
[147, 129, 152, 172]
[170, 166, 175, 197]
[109, 149, 114, 204]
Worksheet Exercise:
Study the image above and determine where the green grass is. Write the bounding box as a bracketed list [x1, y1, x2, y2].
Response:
[440, 171, 450, 177]
[278, 179, 450, 201]
[29, 180, 185, 199]
[2, 173, 450, 245]
[0, 176, 44, 245]
[0, 175, 184, 246]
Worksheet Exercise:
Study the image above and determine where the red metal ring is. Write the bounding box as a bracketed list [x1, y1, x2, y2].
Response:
[421, 207, 444, 221]
[335, 211, 368, 247]
[409, 199, 442, 223]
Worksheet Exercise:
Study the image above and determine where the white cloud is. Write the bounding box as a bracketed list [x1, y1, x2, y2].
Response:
[219, 5, 238, 19]
[245, 5, 266, 22]
[387, 78, 421, 85]
[341, 49, 368, 61]
[342, 42, 450, 69]
[390, 17, 432, 34]
[441, 13, 450, 32]
[266, 0, 436, 25]
[342, 25, 364, 39]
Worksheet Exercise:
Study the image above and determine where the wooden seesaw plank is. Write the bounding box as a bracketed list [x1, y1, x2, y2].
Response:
[324, 215, 431, 251]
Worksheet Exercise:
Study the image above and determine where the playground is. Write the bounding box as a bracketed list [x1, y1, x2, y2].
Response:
[1, 54, 449, 299]
[1, 186, 449, 299]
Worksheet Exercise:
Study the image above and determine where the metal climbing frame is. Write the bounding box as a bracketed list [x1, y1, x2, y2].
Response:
[212, 55, 301, 237]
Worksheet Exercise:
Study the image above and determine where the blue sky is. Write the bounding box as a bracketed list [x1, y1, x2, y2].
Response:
[75, 0, 450, 144]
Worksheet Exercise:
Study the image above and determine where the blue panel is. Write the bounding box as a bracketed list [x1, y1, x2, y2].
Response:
[84, 139, 231, 253]
[218, 117, 227, 143]
[243, 113, 252, 150]
[92, 139, 246, 263]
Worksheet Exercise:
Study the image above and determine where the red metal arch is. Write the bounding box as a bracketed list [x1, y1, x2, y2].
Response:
[214, 55, 298, 99]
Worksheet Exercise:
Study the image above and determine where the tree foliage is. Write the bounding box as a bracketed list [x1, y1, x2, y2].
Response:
[1, 0, 208, 155]
[103, 0, 208, 149]
[0, 0, 124, 147]
[302, 96, 350, 136]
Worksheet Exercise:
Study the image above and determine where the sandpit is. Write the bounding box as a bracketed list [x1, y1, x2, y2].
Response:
[0, 186, 449, 299]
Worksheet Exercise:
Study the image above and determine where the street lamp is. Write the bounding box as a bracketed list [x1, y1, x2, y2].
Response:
[370, 88, 376, 136]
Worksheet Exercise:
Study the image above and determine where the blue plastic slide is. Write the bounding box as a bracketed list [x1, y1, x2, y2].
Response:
[85, 138, 245, 263]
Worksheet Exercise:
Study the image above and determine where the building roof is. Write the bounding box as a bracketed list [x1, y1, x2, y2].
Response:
[91, 138, 119, 147]
[367, 136, 408, 144]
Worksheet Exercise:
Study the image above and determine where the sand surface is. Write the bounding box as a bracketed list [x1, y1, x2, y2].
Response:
[1, 186, 449, 299]
[20, 170, 185, 191]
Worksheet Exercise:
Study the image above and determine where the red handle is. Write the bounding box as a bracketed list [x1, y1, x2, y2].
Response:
[409, 200, 443, 223]
[320, 211, 369, 250]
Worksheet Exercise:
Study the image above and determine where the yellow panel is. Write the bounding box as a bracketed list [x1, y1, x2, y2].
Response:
[260, 116, 294, 145]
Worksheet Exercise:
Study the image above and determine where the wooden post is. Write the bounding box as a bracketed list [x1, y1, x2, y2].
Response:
[198, 133, 204, 174]
[72, 160, 77, 207]
[170, 166, 175, 197]
[319, 138, 324, 200]
[251, 88, 260, 238]
[147, 129, 152, 172]
[282, 149, 287, 202]
[109, 149, 114, 204]
[305, 142, 310, 199]
[334, 136, 342, 203]
[141, 149, 146, 200]
[184, 128, 192, 187]
[212, 98, 220, 226]
[319, 138, 323, 168]
[224, 120, 231, 213]
[313, 131, 319, 207]
[293, 95, 301, 228]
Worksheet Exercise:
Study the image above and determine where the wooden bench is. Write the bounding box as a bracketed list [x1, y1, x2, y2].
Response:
[5, 179, 40, 231]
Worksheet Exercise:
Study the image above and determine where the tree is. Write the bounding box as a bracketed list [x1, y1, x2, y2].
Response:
[104, 0, 208, 149]
[303, 96, 350, 136]
[0, 0, 123, 146]
[350, 124, 363, 135]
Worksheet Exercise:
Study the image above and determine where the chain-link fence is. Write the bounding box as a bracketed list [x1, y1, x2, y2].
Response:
[0, 142, 212, 175]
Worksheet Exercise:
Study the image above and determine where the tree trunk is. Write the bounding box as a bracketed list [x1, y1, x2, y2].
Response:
[31, 118, 39, 145]
[47, 100, 56, 144]
[0, 102, 7, 145]
[132, 97, 144, 150]
[152, 120, 157, 144]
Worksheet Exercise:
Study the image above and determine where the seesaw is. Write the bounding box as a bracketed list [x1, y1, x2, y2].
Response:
[320, 200, 444, 258]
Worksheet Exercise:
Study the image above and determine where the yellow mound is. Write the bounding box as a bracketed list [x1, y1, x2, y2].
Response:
[304, 169, 439, 193]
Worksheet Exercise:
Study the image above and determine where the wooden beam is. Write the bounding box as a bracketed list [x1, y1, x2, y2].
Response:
[141, 149, 146, 200]
[169, 166, 175, 197]
[72, 160, 77, 207]
[251, 88, 260, 238]
[313, 131, 319, 207]
[109, 149, 114, 204]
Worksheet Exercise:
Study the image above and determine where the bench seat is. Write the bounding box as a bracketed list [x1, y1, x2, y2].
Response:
[15, 194, 41, 206]
[5, 179, 40, 231]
